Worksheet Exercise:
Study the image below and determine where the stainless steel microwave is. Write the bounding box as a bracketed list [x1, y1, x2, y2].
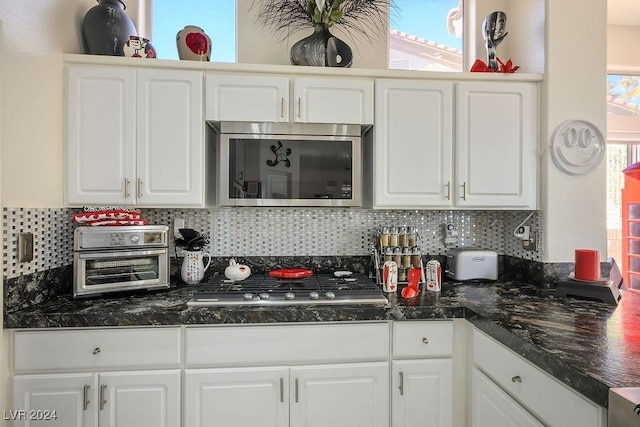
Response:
[216, 122, 365, 207]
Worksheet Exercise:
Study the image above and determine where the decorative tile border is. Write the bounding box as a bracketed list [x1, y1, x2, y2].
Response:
[2, 207, 542, 279]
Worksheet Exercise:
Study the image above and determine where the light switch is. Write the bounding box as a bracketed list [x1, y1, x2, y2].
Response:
[18, 233, 34, 263]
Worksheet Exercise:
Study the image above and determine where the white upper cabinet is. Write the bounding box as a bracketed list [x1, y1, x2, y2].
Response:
[66, 64, 205, 207]
[374, 79, 538, 209]
[374, 79, 453, 208]
[206, 73, 373, 124]
[206, 74, 289, 122]
[291, 77, 373, 124]
[66, 66, 136, 206]
[455, 81, 537, 208]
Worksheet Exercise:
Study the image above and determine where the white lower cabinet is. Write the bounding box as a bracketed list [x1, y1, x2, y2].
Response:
[290, 362, 389, 427]
[184, 322, 390, 427]
[184, 366, 288, 427]
[391, 321, 455, 427]
[471, 328, 606, 427]
[12, 327, 182, 427]
[470, 367, 542, 427]
[13, 370, 180, 427]
[392, 360, 453, 427]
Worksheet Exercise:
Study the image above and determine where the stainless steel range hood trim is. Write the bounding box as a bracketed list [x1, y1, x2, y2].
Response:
[211, 121, 368, 137]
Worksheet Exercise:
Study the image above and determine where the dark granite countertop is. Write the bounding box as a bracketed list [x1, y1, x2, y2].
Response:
[5, 280, 640, 408]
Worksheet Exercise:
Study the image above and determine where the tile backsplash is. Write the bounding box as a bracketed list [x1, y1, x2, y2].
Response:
[3, 207, 542, 279]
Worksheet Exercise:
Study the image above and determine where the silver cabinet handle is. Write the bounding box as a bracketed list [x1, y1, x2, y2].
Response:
[399, 371, 404, 396]
[511, 375, 522, 383]
[297, 98, 302, 119]
[422, 337, 429, 344]
[92, 347, 101, 355]
[280, 378, 284, 403]
[461, 182, 467, 200]
[99, 384, 107, 410]
[83, 385, 91, 411]
[445, 181, 451, 200]
[280, 98, 285, 118]
[137, 178, 143, 198]
[295, 378, 299, 403]
[124, 178, 130, 199]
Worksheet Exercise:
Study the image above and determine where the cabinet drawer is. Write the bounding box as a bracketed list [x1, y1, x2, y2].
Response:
[392, 321, 453, 358]
[14, 327, 182, 373]
[186, 322, 389, 368]
[473, 329, 604, 427]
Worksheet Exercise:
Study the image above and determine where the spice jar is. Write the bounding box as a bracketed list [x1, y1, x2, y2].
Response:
[384, 246, 393, 262]
[389, 226, 399, 247]
[402, 247, 412, 268]
[380, 226, 390, 247]
[412, 247, 422, 268]
[398, 267, 407, 282]
[393, 247, 402, 266]
[398, 226, 408, 247]
[407, 226, 417, 247]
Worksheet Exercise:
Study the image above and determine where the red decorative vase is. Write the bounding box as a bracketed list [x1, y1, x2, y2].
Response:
[176, 26, 212, 61]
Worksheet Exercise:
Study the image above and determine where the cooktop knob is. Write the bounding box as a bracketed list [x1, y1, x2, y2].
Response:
[309, 291, 319, 300]
[259, 293, 270, 300]
[243, 293, 254, 301]
[325, 291, 336, 300]
[284, 292, 296, 300]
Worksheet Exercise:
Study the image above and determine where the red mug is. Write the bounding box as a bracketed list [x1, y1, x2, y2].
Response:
[574, 249, 600, 281]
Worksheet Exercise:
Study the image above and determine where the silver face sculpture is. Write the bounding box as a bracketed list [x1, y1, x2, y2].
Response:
[482, 11, 508, 71]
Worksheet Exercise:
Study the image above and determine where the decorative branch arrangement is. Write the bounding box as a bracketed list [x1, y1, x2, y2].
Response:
[250, 0, 393, 42]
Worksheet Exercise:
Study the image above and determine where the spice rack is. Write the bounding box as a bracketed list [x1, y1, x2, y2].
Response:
[372, 226, 425, 285]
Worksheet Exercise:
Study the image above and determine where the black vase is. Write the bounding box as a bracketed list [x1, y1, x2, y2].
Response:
[290, 24, 353, 68]
[81, 0, 138, 56]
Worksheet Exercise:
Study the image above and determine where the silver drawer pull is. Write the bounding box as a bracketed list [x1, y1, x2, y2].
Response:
[99, 384, 107, 410]
[92, 347, 101, 355]
[511, 375, 522, 383]
[422, 337, 429, 344]
[399, 371, 404, 396]
[83, 385, 90, 411]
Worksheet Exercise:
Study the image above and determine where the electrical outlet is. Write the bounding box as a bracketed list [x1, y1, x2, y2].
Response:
[514, 225, 530, 240]
[443, 223, 458, 246]
[522, 233, 537, 251]
[18, 233, 34, 262]
[174, 218, 185, 239]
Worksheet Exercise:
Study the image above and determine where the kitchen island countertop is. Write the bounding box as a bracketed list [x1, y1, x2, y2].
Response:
[5, 280, 640, 408]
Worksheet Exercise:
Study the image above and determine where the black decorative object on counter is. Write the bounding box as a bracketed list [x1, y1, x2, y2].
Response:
[81, 0, 138, 56]
[290, 23, 353, 67]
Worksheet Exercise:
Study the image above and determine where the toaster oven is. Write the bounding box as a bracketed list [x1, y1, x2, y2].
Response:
[73, 225, 170, 297]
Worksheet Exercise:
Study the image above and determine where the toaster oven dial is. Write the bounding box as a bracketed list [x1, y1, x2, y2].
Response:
[130, 235, 140, 244]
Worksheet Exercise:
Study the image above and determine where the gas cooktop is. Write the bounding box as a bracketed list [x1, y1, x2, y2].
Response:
[187, 273, 388, 307]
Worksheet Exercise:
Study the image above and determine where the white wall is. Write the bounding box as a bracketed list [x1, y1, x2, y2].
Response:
[608, 24, 640, 73]
[540, 0, 608, 262]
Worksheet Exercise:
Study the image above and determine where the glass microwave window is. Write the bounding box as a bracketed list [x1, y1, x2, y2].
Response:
[229, 138, 354, 200]
[85, 256, 160, 285]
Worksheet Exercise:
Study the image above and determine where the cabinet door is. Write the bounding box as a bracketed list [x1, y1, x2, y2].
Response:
[66, 65, 136, 205]
[184, 366, 288, 427]
[98, 370, 180, 427]
[136, 69, 204, 206]
[455, 81, 537, 208]
[374, 79, 453, 208]
[471, 368, 543, 427]
[290, 362, 389, 427]
[205, 74, 289, 122]
[293, 77, 374, 124]
[392, 359, 453, 427]
[13, 373, 98, 427]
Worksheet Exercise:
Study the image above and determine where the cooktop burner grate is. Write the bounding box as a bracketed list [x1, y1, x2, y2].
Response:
[188, 273, 388, 307]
